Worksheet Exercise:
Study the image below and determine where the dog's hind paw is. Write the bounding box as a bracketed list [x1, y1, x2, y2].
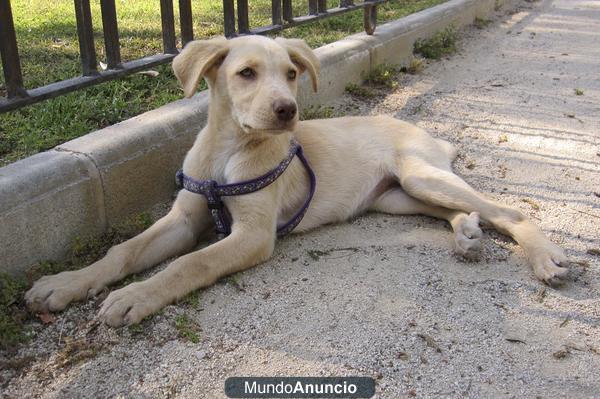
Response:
[453, 212, 483, 259]
[530, 242, 570, 286]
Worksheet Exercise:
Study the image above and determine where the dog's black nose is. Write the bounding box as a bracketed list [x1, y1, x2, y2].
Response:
[273, 100, 297, 122]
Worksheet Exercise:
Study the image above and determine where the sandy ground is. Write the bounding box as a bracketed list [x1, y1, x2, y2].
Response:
[1, 0, 599, 398]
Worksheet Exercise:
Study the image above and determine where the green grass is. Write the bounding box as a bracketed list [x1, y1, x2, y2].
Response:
[179, 289, 201, 310]
[414, 25, 458, 59]
[300, 104, 339, 120]
[345, 83, 376, 99]
[363, 63, 400, 88]
[0, 0, 447, 166]
[574, 88, 584, 96]
[400, 57, 424, 74]
[174, 314, 201, 343]
[473, 17, 491, 29]
[0, 212, 154, 350]
[0, 273, 30, 349]
[346, 61, 417, 98]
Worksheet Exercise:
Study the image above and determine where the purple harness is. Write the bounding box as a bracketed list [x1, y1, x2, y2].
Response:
[176, 140, 316, 240]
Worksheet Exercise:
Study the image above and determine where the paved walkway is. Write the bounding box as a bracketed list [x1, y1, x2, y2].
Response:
[2, 1, 599, 397]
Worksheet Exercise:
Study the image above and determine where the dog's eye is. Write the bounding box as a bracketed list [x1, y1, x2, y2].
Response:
[239, 67, 255, 79]
[287, 69, 297, 80]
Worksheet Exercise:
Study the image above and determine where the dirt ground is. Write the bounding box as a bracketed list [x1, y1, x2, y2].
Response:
[1, 0, 599, 398]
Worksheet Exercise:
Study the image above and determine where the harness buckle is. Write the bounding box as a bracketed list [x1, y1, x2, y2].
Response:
[207, 199, 224, 210]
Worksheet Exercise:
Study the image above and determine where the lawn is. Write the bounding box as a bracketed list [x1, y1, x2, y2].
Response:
[0, 0, 447, 166]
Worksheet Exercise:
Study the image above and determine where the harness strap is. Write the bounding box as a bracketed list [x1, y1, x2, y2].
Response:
[176, 140, 316, 239]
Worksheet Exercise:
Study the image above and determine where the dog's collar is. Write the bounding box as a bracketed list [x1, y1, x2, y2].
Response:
[176, 139, 316, 240]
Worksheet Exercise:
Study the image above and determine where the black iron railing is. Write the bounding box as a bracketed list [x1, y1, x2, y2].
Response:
[0, 0, 386, 113]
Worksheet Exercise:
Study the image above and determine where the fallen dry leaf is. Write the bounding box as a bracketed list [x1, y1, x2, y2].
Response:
[521, 198, 540, 211]
[553, 348, 569, 359]
[37, 312, 56, 325]
[417, 333, 442, 352]
[137, 70, 160, 77]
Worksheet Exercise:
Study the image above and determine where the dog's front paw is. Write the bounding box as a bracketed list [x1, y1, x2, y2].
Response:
[454, 212, 483, 259]
[99, 282, 164, 327]
[25, 270, 102, 313]
[529, 242, 570, 286]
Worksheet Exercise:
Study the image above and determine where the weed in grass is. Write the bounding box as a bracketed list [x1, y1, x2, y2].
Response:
[0, 211, 155, 350]
[300, 105, 338, 120]
[498, 134, 508, 143]
[345, 83, 376, 99]
[127, 323, 145, 336]
[0, 273, 31, 350]
[414, 26, 458, 59]
[55, 337, 102, 368]
[222, 273, 245, 292]
[473, 17, 491, 29]
[574, 88, 584, 96]
[179, 290, 202, 310]
[403, 57, 424, 74]
[363, 64, 399, 88]
[174, 314, 201, 343]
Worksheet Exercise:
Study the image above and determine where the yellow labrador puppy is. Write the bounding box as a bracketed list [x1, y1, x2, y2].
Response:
[26, 36, 569, 326]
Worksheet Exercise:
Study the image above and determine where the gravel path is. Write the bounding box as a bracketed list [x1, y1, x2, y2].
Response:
[1, 1, 599, 397]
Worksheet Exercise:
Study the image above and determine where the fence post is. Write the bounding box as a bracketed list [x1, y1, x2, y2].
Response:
[308, 0, 317, 15]
[0, 0, 27, 98]
[179, 0, 194, 46]
[223, 0, 236, 37]
[317, 0, 327, 14]
[272, 0, 282, 26]
[74, 0, 98, 76]
[100, 0, 122, 68]
[160, 0, 178, 54]
[282, 0, 293, 22]
[364, 1, 377, 35]
[237, 0, 249, 34]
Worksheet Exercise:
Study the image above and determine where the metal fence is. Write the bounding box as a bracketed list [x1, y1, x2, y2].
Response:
[0, 0, 387, 113]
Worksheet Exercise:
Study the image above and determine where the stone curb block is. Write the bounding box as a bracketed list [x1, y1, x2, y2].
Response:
[0, 0, 520, 274]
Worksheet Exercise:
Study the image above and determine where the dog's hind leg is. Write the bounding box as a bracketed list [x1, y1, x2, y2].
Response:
[396, 157, 569, 284]
[370, 187, 483, 258]
[26, 190, 212, 313]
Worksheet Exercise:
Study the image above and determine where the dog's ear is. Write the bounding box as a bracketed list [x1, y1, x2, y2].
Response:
[275, 38, 320, 92]
[172, 37, 229, 98]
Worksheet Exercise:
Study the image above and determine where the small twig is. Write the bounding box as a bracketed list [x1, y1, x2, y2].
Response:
[534, 287, 546, 303]
[57, 317, 65, 346]
[567, 206, 600, 220]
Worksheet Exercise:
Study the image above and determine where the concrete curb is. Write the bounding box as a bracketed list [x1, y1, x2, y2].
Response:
[0, 0, 521, 274]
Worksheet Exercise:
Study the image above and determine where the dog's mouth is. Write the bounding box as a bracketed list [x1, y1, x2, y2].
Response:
[242, 123, 294, 134]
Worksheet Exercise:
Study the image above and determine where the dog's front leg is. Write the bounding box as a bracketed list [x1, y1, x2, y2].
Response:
[98, 216, 276, 327]
[26, 190, 210, 313]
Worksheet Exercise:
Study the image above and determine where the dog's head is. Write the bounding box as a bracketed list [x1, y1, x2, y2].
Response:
[172, 35, 319, 134]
